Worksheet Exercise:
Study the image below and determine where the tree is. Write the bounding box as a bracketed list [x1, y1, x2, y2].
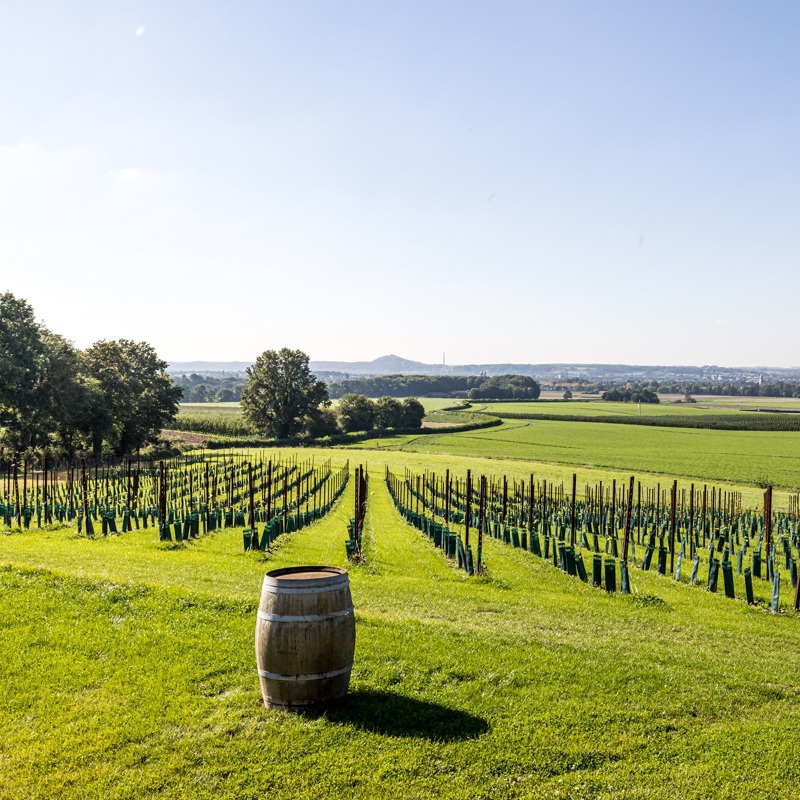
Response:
[241, 348, 329, 439]
[187, 383, 211, 402]
[400, 397, 425, 429]
[303, 407, 340, 438]
[81, 339, 182, 458]
[374, 396, 404, 429]
[337, 394, 377, 433]
[0, 292, 49, 452]
[563, 389, 573, 401]
[40, 332, 98, 458]
[467, 375, 541, 400]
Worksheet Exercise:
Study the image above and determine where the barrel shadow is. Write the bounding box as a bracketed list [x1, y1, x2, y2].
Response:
[303, 689, 489, 741]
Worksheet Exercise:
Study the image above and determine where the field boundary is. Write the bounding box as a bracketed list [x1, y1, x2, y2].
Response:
[480, 410, 800, 432]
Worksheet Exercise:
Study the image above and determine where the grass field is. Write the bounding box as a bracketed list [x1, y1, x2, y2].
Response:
[3, 454, 800, 799]
[475, 400, 741, 418]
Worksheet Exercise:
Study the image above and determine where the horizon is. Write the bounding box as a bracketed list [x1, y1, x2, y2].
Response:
[165, 354, 800, 372]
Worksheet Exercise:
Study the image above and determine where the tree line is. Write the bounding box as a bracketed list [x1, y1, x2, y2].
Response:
[600, 387, 660, 404]
[547, 378, 800, 399]
[326, 373, 541, 400]
[173, 373, 246, 403]
[0, 293, 181, 460]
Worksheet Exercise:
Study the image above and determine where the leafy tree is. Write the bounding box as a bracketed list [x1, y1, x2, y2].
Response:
[0, 292, 49, 452]
[468, 375, 541, 400]
[187, 383, 211, 402]
[241, 348, 329, 439]
[374, 396, 404, 429]
[81, 339, 182, 458]
[303, 407, 340, 438]
[400, 397, 425, 429]
[563, 389, 573, 400]
[337, 393, 377, 432]
[41, 332, 100, 458]
[601, 386, 659, 404]
[215, 387, 236, 402]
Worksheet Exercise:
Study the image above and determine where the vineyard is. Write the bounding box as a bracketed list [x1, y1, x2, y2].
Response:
[0, 453, 349, 548]
[385, 465, 800, 610]
[3, 445, 800, 799]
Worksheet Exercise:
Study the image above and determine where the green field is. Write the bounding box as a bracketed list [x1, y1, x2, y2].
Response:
[3, 453, 800, 799]
[475, 400, 740, 418]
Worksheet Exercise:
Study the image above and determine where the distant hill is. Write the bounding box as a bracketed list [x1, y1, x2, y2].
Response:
[309, 354, 430, 374]
[167, 356, 800, 382]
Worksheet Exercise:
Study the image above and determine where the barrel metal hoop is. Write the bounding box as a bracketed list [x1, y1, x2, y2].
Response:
[261, 582, 347, 596]
[257, 609, 353, 623]
[257, 665, 352, 682]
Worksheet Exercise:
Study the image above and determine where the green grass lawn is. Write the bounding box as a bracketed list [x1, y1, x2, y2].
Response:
[3, 463, 800, 799]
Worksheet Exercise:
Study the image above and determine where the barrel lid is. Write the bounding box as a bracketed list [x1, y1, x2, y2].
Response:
[263, 566, 348, 590]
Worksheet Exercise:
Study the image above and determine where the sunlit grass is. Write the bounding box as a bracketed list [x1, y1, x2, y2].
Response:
[3, 462, 800, 798]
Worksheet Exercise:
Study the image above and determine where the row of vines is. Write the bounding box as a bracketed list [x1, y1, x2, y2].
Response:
[388, 466, 800, 611]
[0, 453, 349, 550]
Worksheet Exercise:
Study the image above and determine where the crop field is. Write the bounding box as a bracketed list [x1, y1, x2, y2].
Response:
[474, 400, 741, 418]
[695, 396, 800, 410]
[3, 447, 800, 800]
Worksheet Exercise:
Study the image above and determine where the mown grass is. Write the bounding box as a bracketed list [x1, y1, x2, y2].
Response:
[3, 466, 800, 799]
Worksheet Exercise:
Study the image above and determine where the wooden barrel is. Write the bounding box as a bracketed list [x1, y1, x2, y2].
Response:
[255, 566, 355, 709]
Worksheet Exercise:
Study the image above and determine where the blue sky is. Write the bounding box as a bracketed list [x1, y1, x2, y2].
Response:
[2, 1, 799, 366]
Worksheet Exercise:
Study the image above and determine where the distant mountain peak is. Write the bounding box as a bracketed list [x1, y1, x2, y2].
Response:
[369, 354, 426, 370]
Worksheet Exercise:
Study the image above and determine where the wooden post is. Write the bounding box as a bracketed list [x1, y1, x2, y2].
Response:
[477, 475, 485, 571]
[42, 456, 48, 525]
[764, 486, 773, 568]
[669, 480, 677, 574]
[702, 485, 708, 546]
[570, 473, 576, 546]
[611, 478, 616, 538]
[529, 473, 534, 533]
[465, 470, 471, 549]
[81, 458, 89, 529]
[622, 476, 635, 562]
[22, 459, 27, 525]
[598, 481, 603, 537]
[445, 469, 450, 525]
[248, 462, 256, 549]
[282, 469, 288, 532]
[542, 478, 546, 533]
[266, 461, 272, 521]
